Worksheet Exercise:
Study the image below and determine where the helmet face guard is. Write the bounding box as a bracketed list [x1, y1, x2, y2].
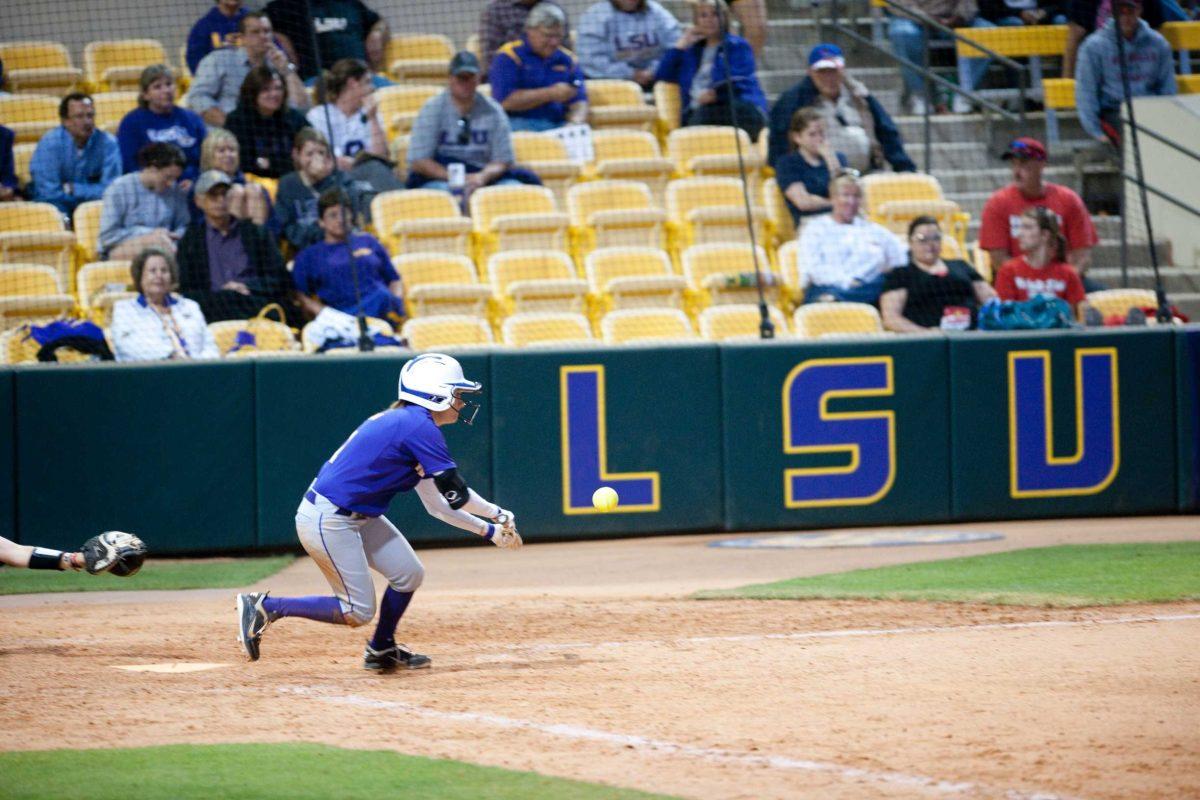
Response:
[398, 353, 482, 423]
[455, 388, 481, 426]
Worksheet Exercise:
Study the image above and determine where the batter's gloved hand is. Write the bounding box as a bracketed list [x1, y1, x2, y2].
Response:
[80, 531, 147, 576]
[493, 508, 516, 529]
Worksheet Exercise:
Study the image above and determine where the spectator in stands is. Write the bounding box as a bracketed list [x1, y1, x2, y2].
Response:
[1075, 0, 1176, 145]
[186, 0, 247, 74]
[480, 0, 572, 79]
[768, 44, 916, 174]
[117, 65, 207, 183]
[30, 94, 122, 215]
[0, 124, 15, 201]
[306, 58, 387, 171]
[186, 11, 309, 129]
[728, 0, 768, 59]
[265, 0, 389, 81]
[176, 170, 294, 324]
[957, 0, 1069, 105]
[1063, 0, 1182, 77]
[199, 128, 270, 225]
[224, 66, 312, 180]
[654, 0, 768, 138]
[797, 173, 907, 304]
[775, 107, 848, 226]
[407, 51, 523, 193]
[887, 0, 980, 114]
[98, 143, 190, 260]
[490, 4, 589, 131]
[578, 0, 682, 88]
[880, 215, 997, 331]
[292, 188, 404, 321]
[995, 206, 1086, 315]
[979, 137, 1098, 283]
[110, 247, 219, 361]
[274, 129, 342, 252]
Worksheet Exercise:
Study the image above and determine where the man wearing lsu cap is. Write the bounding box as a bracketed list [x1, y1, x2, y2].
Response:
[767, 43, 914, 174]
[979, 137, 1099, 285]
[407, 51, 524, 194]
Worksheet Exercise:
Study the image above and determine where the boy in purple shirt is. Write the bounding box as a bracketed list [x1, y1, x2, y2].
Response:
[236, 353, 522, 671]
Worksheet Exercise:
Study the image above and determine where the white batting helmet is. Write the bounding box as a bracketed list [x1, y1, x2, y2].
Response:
[398, 353, 481, 413]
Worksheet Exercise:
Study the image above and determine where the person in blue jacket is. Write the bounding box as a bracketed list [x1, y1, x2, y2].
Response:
[116, 65, 207, 183]
[30, 93, 123, 215]
[185, 0, 248, 74]
[652, 0, 767, 139]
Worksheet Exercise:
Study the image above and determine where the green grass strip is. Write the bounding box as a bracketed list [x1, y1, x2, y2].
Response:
[0, 743, 680, 800]
[0, 555, 294, 595]
[695, 541, 1200, 607]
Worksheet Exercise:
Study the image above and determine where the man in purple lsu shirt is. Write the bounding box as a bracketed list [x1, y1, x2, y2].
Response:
[236, 353, 522, 671]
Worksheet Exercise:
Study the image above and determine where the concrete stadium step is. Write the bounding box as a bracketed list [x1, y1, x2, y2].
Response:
[964, 214, 1125, 241]
[908, 141, 994, 172]
[1090, 240, 1175, 270]
[1089, 268, 1200, 295]
[932, 165, 1079, 195]
[894, 112, 1086, 150]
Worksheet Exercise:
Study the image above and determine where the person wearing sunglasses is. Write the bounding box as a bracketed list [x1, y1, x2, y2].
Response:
[407, 51, 525, 194]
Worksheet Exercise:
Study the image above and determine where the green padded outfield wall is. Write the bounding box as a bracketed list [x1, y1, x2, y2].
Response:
[721, 336, 952, 531]
[14, 361, 257, 553]
[254, 352, 492, 546]
[1177, 327, 1200, 511]
[489, 345, 723, 539]
[0, 370, 13, 541]
[950, 328, 1177, 520]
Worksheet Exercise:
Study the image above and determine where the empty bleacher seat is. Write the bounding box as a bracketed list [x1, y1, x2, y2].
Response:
[584, 246, 685, 316]
[402, 314, 494, 351]
[83, 39, 167, 92]
[698, 303, 789, 341]
[469, 184, 569, 262]
[371, 189, 471, 256]
[567, 180, 666, 258]
[391, 252, 492, 318]
[792, 302, 885, 339]
[0, 202, 76, 290]
[600, 307, 696, 345]
[486, 249, 587, 316]
[501, 311, 594, 347]
[0, 94, 60, 144]
[585, 79, 657, 131]
[0, 41, 82, 96]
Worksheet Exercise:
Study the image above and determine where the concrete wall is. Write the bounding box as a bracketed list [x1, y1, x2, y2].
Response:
[1128, 95, 1200, 269]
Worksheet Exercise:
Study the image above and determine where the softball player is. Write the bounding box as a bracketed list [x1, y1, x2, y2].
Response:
[237, 353, 521, 671]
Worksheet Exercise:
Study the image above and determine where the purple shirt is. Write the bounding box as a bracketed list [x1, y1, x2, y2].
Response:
[205, 219, 253, 290]
[312, 404, 458, 515]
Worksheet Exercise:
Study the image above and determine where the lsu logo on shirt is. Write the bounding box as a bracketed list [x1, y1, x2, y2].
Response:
[147, 126, 197, 149]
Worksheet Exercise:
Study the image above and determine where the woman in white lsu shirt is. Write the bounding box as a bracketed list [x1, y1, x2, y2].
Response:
[110, 247, 219, 361]
[306, 58, 388, 172]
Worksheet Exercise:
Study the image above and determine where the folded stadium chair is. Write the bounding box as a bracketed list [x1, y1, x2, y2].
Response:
[391, 134, 411, 183]
[0, 94, 60, 144]
[762, 177, 795, 251]
[776, 239, 805, 309]
[0, 263, 75, 329]
[0, 202, 77, 290]
[0, 41, 83, 96]
[300, 316, 394, 353]
[698, 303, 789, 341]
[666, 126, 763, 192]
[1161, 22, 1200, 74]
[600, 307, 696, 345]
[13, 143, 36, 190]
[371, 189, 471, 256]
[792, 302, 885, 339]
[76, 260, 134, 325]
[589, 130, 673, 207]
[90, 91, 138, 134]
[208, 318, 298, 356]
[501, 311, 595, 348]
[1084, 289, 1159, 320]
[72, 200, 105, 266]
[567, 180, 666, 259]
[652, 81, 682, 143]
[512, 132, 581, 208]
[666, 177, 768, 252]
[872, 198, 969, 250]
[469, 184, 569, 262]
[970, 242, 993, 284]
[486, 250, 587, 316]
[584, 247, 685, 317]
[385, 34, 454, 84]
[401, 314, 494, 351]
[374, 85, 441, 140]
[585, 79, 657, 131]
[860, 173, 945, 217]
[390, 252, 492, 318]
[681, 242, 780, 312]
[83, 39, 167, 92]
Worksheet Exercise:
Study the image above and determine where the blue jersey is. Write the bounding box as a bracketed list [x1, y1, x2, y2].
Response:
[292, 233, 403, 319]
[489, 38, 587, 125]
[312, 404, 456, 516]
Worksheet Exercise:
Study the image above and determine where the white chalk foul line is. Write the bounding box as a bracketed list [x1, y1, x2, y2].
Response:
[280, 686, 1078, 800]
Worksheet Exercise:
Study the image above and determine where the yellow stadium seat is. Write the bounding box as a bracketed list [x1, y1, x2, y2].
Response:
[0, 202, 76, 289]
[501, 311, 594, 347]
[83, 39, 167, 92]
[0, 263, 75, 328]
[666, 177, 768, 251]
[385, 34, 454, 83]
[208, 318, 298, 356]
[391, 252, 492, 318]
[300, 316, 394, 353]
[402, 314, 494, 351]
[89, 91, 138, 134]
[652, 80, 682, 142]
[567, 180, 666, 258]
[0, 327, 43, 363]
[469, 184, 568, 262]
[954, 24, 1067, 59]
[486, 250, 587, 315]
[0, 41, 83, 96]
[0, 94, 60, 144]
[585, 79, 657, 131]
[76, 260, 134, 324]
[371, 189, 471, 256]
[1040, 78, 1076, 144]
[512, 132, 581, 208]
[601, 307, 696, 345]
[872, 198, 969, 249]
[762, 177, 796, 249]
[681, 242, 779, 311]
[792, 302, 884, 339]
[666, 126, 763, 188]
[1179, 74, 1200, 93]
[13, 143, 36, 189]
[73, 200, 105, 265]
[860, 173, 944, 217]
[699, 303, 789, 341]
[391, 134, 411, 183]
[1085, 289, 1158, 319]
[374, 85, 441, 139]
[589, 129, 673, 206]
[584, 246, 684, 316]
[777, 239, 805, 306]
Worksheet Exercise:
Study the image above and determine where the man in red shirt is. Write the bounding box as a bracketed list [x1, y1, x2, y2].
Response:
[979, 137, 1099, 285]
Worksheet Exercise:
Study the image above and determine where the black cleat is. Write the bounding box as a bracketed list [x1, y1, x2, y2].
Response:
[363, 642, 431, 671]
[236, 592, 270, 661]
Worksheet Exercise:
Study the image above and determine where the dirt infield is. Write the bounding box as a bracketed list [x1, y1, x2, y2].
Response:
[2, 516, 1199, 799]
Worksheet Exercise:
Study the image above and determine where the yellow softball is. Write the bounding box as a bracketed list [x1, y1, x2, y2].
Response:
[592, 486, 619, 512]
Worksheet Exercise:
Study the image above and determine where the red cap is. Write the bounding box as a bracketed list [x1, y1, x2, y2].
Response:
[1001, 137, 1048, 161]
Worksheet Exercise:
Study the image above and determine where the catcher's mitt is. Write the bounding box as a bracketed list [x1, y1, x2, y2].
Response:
[80, 531, 147, 576]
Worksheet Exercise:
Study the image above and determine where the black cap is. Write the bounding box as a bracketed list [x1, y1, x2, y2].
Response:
[449, 51, 480, 76]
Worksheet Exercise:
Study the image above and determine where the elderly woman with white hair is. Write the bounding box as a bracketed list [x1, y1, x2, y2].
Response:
[489, 3, 589, 131]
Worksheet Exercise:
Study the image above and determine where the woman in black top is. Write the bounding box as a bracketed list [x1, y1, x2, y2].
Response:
[880, 216, 997, 332]
[224, 66, 311, 179]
